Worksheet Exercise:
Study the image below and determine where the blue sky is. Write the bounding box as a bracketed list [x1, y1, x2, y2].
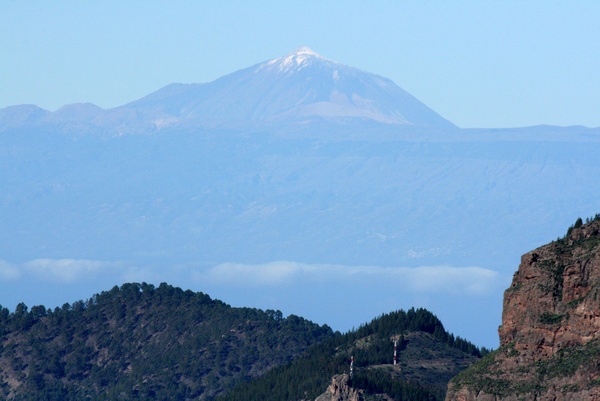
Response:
[2, 1, 599, 129]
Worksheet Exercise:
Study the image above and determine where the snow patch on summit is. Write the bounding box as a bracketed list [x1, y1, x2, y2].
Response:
[260, 46, 333, 74]
[294, 46, 322, 58]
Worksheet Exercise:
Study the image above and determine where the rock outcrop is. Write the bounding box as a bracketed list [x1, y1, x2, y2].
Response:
[315, 374, 392, 401]
[315, 374, 364, 401]
[446, 217, 600, 400]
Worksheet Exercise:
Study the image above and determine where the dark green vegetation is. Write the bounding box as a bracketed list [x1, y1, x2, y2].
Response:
[0, 283, 333, 400]
[450, 338, 600, 397]
[565, 214, 600, 238]
[221, 308, 489, 401]
[0, 284, 488, 401]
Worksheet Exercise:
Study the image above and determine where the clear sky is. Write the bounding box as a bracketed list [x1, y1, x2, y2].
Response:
[1, 1, 599, 129]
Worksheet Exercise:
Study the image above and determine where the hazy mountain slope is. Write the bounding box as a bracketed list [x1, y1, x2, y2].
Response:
[1, 125, 598, 272]
[1, 49, 597, 274]
[0, 283, 333, 400]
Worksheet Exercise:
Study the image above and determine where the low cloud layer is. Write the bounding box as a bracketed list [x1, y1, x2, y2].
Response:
[1, 258, 502, 295]
[200, 261, 500, 296]
[23, 258, 111, 283]
[0, 260, 20, 281]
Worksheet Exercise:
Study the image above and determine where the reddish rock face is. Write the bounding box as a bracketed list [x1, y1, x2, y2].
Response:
[314, 374, 364, 401]
[499, 220, 600, 359]
[447, 218, 600, 401]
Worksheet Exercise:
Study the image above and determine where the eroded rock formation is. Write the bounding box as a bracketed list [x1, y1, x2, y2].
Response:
[315, 374, 365, 401]
[314, 374, 393, 401]
[446, 217, 600, 400]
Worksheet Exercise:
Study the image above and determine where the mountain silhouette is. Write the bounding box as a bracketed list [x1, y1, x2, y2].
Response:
[0, 47, 455, 133]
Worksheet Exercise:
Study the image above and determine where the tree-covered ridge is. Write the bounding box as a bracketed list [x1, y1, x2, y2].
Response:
[0, 282, 333, 401]
[351, 308, 491, 358]
[221, 308, 488, 401]
[563, 213, 600, 238]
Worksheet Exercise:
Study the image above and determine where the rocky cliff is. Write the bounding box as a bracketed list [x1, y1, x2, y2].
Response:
[446, 216, 600, 400]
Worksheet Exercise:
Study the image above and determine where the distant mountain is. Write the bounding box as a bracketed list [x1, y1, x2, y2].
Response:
[121, 47, 456, 130]
[1, 48, 599, 347]
[0, 47, 456, 133]
[0, 283, 333, 400]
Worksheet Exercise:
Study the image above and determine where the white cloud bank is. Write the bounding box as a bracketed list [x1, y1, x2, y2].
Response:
[198, 261, 500, 296]
[0, 258, 502, 296]
[23, 258, 110, 283]
[0, 258, 174, 285]
[0, 260, 20, 281]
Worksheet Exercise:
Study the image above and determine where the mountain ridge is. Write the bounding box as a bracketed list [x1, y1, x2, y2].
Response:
[0, 282, 334, 400]
[220, 307, 486, 401]
[0, 47, 456, 133]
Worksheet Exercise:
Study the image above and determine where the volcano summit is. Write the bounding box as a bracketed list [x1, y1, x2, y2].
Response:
[1, 47, 456, 133]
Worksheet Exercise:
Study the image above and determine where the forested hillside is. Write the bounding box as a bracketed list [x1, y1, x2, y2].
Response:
[0, 283, 333, 400]
[0, 283, 490, 401]
[221, 308, 489, 401]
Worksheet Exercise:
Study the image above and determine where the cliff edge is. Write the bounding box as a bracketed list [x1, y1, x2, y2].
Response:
[446, 216, 600, 400]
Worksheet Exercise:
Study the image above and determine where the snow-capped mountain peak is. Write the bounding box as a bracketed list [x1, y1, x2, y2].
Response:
[294, 46, 320, 56]
[3, 47, 456, 131]
[109, 47, 458, 130]
[261, 46, 332, 74]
